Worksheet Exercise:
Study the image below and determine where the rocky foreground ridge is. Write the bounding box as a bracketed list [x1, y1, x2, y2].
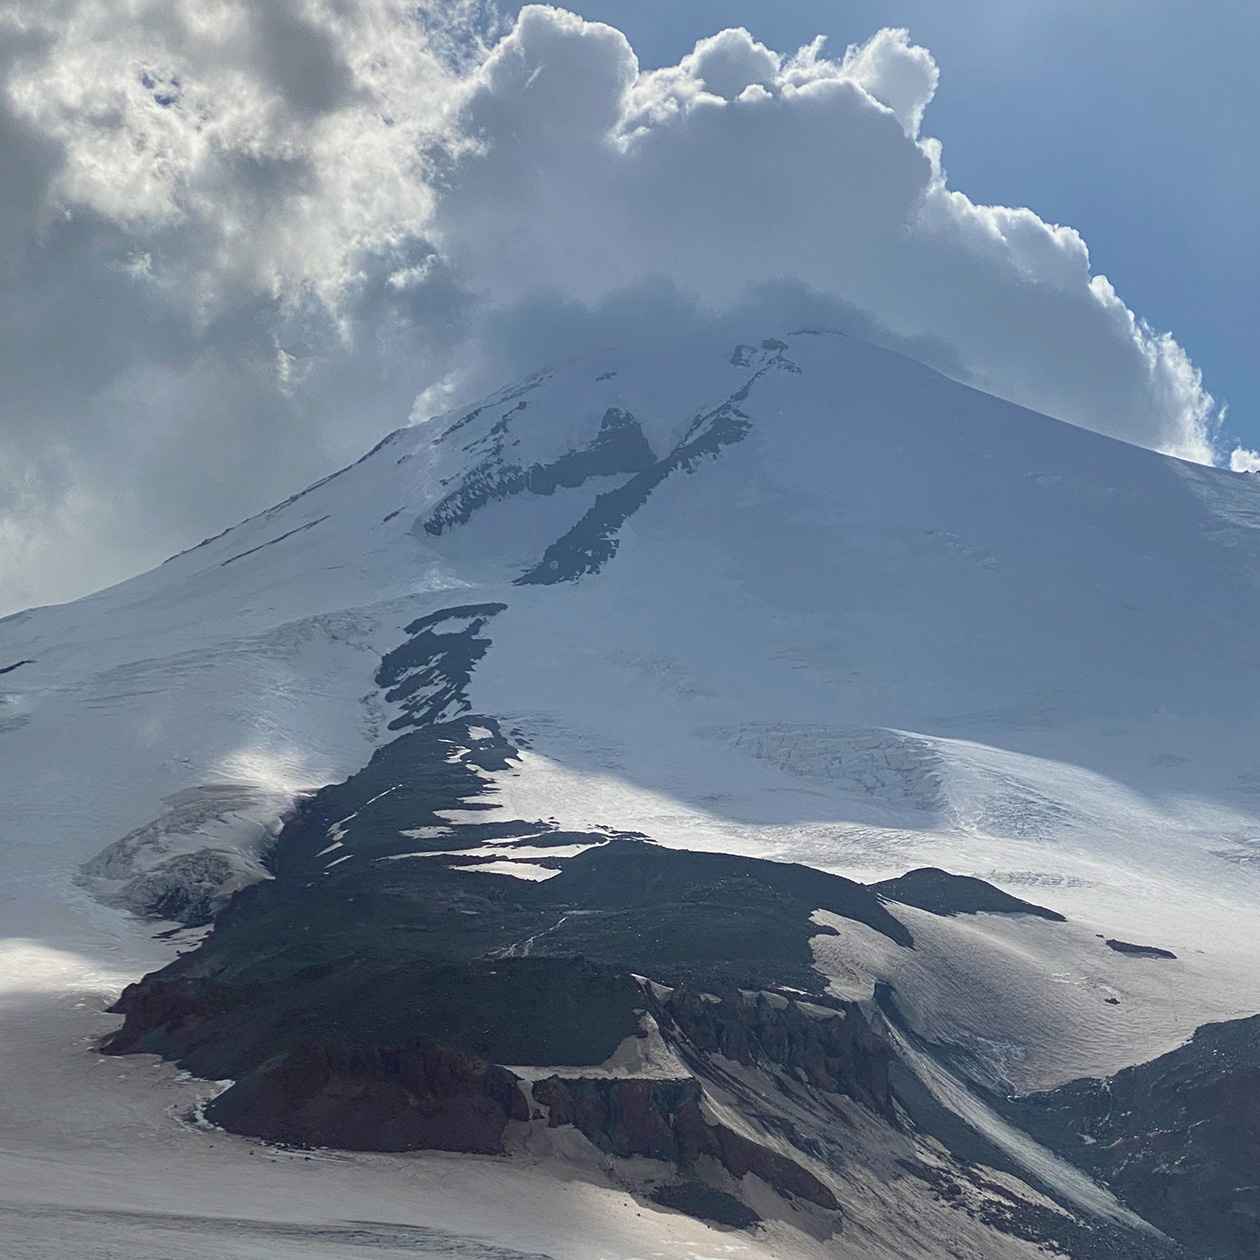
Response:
[97, 684, 1211, 1258]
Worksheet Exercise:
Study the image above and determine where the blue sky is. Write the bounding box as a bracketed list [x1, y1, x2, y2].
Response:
[554, 0, 1259, 450]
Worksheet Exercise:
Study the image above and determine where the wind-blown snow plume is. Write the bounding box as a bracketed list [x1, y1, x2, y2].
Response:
[0, 2, 1234, 613]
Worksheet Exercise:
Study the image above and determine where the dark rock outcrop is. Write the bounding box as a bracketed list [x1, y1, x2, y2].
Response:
[421, 406, 656, 538]
[1105, 939, 1176, 960]
[374, 605, 508, 731]
[872, 868, 1066, 921]
[663, 984, 894, 1120]
[102, 975, 256, 1061]
[208, 1037, 528, 1153]
[103, 957, 647, 1081]
[651, 1182, 761, 1228]
[516, 344, 798, 585]
[532, 1074, 838, 1210]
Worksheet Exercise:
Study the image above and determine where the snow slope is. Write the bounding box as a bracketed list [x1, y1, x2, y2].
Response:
[4, 327, 1260, 1254]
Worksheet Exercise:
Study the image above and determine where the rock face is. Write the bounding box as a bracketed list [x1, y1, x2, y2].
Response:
[202, 1004, 846, 1212]
[650, 1181, 761, 1229]
[209, 1037, 528, 1154]
[374, 604, 507, 731]
[420, 405, 657, 539]
[1004, 1014, 1260, 1259]
[661, 984, 894, 1120]
[191, 981, 863, 1212]
[530, 1074, 838, 1210]
[102, 956, 649, 1078]
[513, 352, 784, 585]
[103, 961, 891, 1198]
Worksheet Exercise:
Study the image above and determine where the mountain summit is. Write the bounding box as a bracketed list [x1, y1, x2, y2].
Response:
[5, 329, 1260, 1258]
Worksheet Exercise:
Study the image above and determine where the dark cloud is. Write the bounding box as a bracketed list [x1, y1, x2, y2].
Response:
[0, 0, 482, 610]
[251, 1, 357, 117]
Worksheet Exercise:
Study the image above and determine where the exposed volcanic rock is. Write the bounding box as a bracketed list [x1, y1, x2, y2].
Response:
[103, 957, 647, 1080]
[114, 711, 911, 984]
[374, 605, 508, 731]
[532, 1074, 839, 1210]
[516, 344, 798, 585]
[100, 821, 910, 1077]
[97, 703, 904, 1225]
[220, 515, 329, 566]
[1105, 939, 1177, 959]
[420, 406, 657, 538]
[207, 1037, 528, 1153]
[1003, 1014, 1260, 1258]
[191, 989, 851, 1212]
[650, 1182, 761, 1228]
[662, 984, 894, 1120]
[102, 974, 255, 1062]
[872, 867, 1066, 920]
[104, 963, 898, 1147]
[532, 839, 914, 970]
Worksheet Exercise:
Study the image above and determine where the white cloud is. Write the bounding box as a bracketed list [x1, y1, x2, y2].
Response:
[1230, 447, 1260, 473]
[682, 28, 780, 103]
[0, 2, 1237, 612]
[838, 26, 939, 138]
[439, 6, 1220, 464]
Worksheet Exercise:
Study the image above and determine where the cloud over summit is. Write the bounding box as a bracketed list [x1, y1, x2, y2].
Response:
[0, 2, 1236, 612]
[444, 9, 1216, 461]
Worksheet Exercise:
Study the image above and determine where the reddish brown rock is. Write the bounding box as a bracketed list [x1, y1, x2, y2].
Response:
[207, 1036, 528, 1154]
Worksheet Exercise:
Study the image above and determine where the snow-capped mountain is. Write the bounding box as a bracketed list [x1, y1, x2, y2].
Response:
[4, 328, 1260, 1259]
